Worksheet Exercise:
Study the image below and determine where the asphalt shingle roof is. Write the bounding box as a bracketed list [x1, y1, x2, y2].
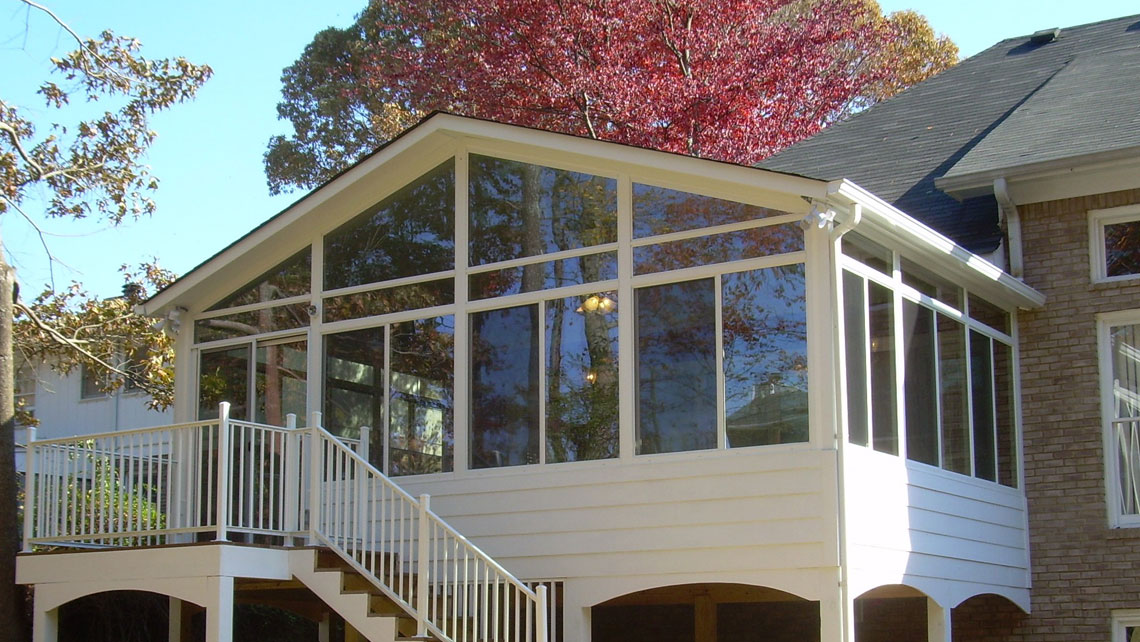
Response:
[760, 14, 1140, 253]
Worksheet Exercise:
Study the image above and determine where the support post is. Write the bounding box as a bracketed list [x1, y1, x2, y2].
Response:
[309, 412, 323, 540]
[317, 612, 330, 642]
[205, 575, 235, 642]
[214, 402, 231, 542]
[23, 424, 36, 551]
[927, 597, 951, 642]
[358, 425, 370, 465]
[535, 585, 549, 642]
[32, 590, 58, 642]
[416, 493, 431, 637]
[168, 597, 183, 642]
[283, 413, 299, 545]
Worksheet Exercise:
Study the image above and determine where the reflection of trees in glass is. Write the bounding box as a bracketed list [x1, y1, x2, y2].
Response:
[194, 304, 310, 343]
[633, 225, 803, 274]
[255, 340, 307, 426]
[723, 266, 807, 448]
[206, 248, 312, 311]
[546, 294, 618, 462]
[470, 254, 617, 300]
[468, 155, 616, 267]
[324, 160, 455, 291]
[199, 347, 251, 420]
[1106, 220, 1140, 278]
[470, 306, 540, 468]
[323, 279, 453, 323]
[636, 280, 718, 454]
[323, 328, 384, 468]
[389, 317, 454, 476]
[633, 184, 790, 238]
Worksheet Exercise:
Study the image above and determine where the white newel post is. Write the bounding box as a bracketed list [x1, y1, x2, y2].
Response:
[358, 425, 371, 464]
[283, 413, 299, 545]
[214, 402, 231, 542]
[536, 585, 549, 642]
[309, 411, 323, 540]
[23, 424, 37, 552]
[417, 493, 431, 637]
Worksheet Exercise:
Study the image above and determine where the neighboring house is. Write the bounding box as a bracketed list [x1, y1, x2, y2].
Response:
[13, 359, 172, 473]
[761, 13, 1140, 641]
[15, 14, 1139, 642]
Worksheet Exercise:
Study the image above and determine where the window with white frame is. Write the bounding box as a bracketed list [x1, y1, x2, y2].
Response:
[1112, 610, 1140, 641]
[15, 362, 35, 422]
[1099, 311, 1140, 526]
[1090, 204, 1140, 282]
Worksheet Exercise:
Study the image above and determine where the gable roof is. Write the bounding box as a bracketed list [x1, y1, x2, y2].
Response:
[761, 14, 1140, 253]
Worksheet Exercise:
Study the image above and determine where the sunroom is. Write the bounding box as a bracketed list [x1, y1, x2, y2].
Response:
[21, 114, 1044, 642]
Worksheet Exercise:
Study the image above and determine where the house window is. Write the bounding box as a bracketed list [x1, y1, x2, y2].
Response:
[80, 364, 105, 399]
[842, 241, 1018, 487]
[1090, 204, 1140, 282]
[15, 363, 35, 422]
[1112, 610, 1140, 641]
[1100, 313, 1140, 526]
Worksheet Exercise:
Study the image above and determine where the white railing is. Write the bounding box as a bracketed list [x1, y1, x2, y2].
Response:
[23, 404, 547, 642]
[1116, 418, 1140, 515]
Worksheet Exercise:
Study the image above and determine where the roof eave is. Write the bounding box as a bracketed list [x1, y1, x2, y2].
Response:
[936, 145, 1140, 199]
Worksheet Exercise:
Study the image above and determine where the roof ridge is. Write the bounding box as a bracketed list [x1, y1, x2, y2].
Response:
[989, 12, 1140, 46]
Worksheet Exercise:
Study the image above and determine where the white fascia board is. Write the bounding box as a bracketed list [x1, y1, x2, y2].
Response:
[935, 146, 1140, 202]
[827, 179, 1046, 310]
[141, 112, 830, 317]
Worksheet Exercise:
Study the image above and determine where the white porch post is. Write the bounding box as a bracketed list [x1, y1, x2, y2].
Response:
[204, 575, 235, 642]
[562, 604, 589, 642]
[317, 612, 331, 642]
[927, 597, 952, 642]
[32, 589, 58, 642]
[168, 597, 183, 642]
[819, 592, 854, 642]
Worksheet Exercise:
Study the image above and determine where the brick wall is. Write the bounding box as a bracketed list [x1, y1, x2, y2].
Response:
[1003, 187, 1140, 640]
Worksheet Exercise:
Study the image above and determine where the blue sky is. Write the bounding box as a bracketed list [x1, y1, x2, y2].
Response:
[3, 0, 1137, 299]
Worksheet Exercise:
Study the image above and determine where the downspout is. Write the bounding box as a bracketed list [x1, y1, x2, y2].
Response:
[828, 202, 861, 642]
[994, 178, 1024, 278]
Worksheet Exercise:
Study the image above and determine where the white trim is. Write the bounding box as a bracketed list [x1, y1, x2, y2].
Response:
[1112, 609, 1140, 642]
[322, 270, 456, 299]
[1097, 310, 1140, 528]
[628, 213, 803, 247]
[1089, 204, 1140, 284]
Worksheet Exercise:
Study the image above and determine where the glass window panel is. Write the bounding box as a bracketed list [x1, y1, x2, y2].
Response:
[207, 247, 311, 311]
[993, 341, 1017, 487]
[14, 363, 35, 421]
[469, 155, 616, 266]
[632, 183, 791, 238]
[968, 294, 1010, 335]
[470, 305, 541, 468]
[633, 224, 803, 274]
[869, 282, 897, 455]
[324, 160, 455, 291]
[80, 364, 105, 399]
[1128, 626, 1140, 642]
[256, 339, 307, 426]
[324, 328, 384, 468]
[322, 279, 453, 323]
[970, 331, 997, 482]
[1105, 219, 1140, 278]
[194, 304, 310, 343]
[1111, 323, 1140, 515]
[390, 316, 455, 476]
[470, 252, 617, 300]
[938, 314, 971, 475]
[636, 280, 717, 455]
[903, 300, 938, 465]
[724, 266, 808, 448]
[901, 258, 963, 310]
[199, 346, 250, 420]
[842, 233, 891, 274]
[843, 271, 869, 447]
[546, 294, 619, 462]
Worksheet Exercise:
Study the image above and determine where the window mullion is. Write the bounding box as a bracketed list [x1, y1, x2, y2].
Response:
[383, 323, 392, 476]
[454, 151, 470, 473]
[715, 274, 726, 450]
[963, 293, 977, 478]
[617, 175, 635, 461]
[538, 300, 547, 465]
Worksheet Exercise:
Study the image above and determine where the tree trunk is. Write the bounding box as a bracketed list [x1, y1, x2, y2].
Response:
[0, 234, 30, 641]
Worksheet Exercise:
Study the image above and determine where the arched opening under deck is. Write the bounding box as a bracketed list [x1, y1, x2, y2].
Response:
[949, 593, 1027, 640]
[590, 583, 817, 642]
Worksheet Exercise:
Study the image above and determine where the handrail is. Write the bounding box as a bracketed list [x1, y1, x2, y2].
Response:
[29, 418, 222, 446]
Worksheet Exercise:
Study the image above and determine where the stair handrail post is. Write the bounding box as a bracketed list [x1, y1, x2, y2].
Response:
[283, 413, 299, 544]
[416, 493, 431, 637]
[214, 402, 231, 542]
[309, 411, 323, 541]
[22, 425, 37, 552]
[536, 584, 549, 642]
[358, 425, 370, 463]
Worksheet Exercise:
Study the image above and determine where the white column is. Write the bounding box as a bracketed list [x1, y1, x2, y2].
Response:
[927, 597, 952, 642]
[32, 592, 58, 642]
[317, 612, 331, 642]
[562, 605, 590, 642]
[168, 597, 183, 642]
[819, 592, 854, 642]
[205, 576, 235, 642]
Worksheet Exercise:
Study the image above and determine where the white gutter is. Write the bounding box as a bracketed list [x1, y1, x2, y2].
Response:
[826, 179, 1045, 309]
[993, 177, 1024, 278]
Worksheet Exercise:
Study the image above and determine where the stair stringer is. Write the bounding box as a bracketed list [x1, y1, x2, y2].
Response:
[289, 549, 401, 642]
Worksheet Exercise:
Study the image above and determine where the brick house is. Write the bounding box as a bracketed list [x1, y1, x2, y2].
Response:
[764, 13, 1140, 641]
[15, 12, 1140, 642]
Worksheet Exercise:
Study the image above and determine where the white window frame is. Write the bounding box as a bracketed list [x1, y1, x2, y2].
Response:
[1089, 204, 1140, 283]
[1097, 309, 1140, 528]
[1112, 609, 1140, 641]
